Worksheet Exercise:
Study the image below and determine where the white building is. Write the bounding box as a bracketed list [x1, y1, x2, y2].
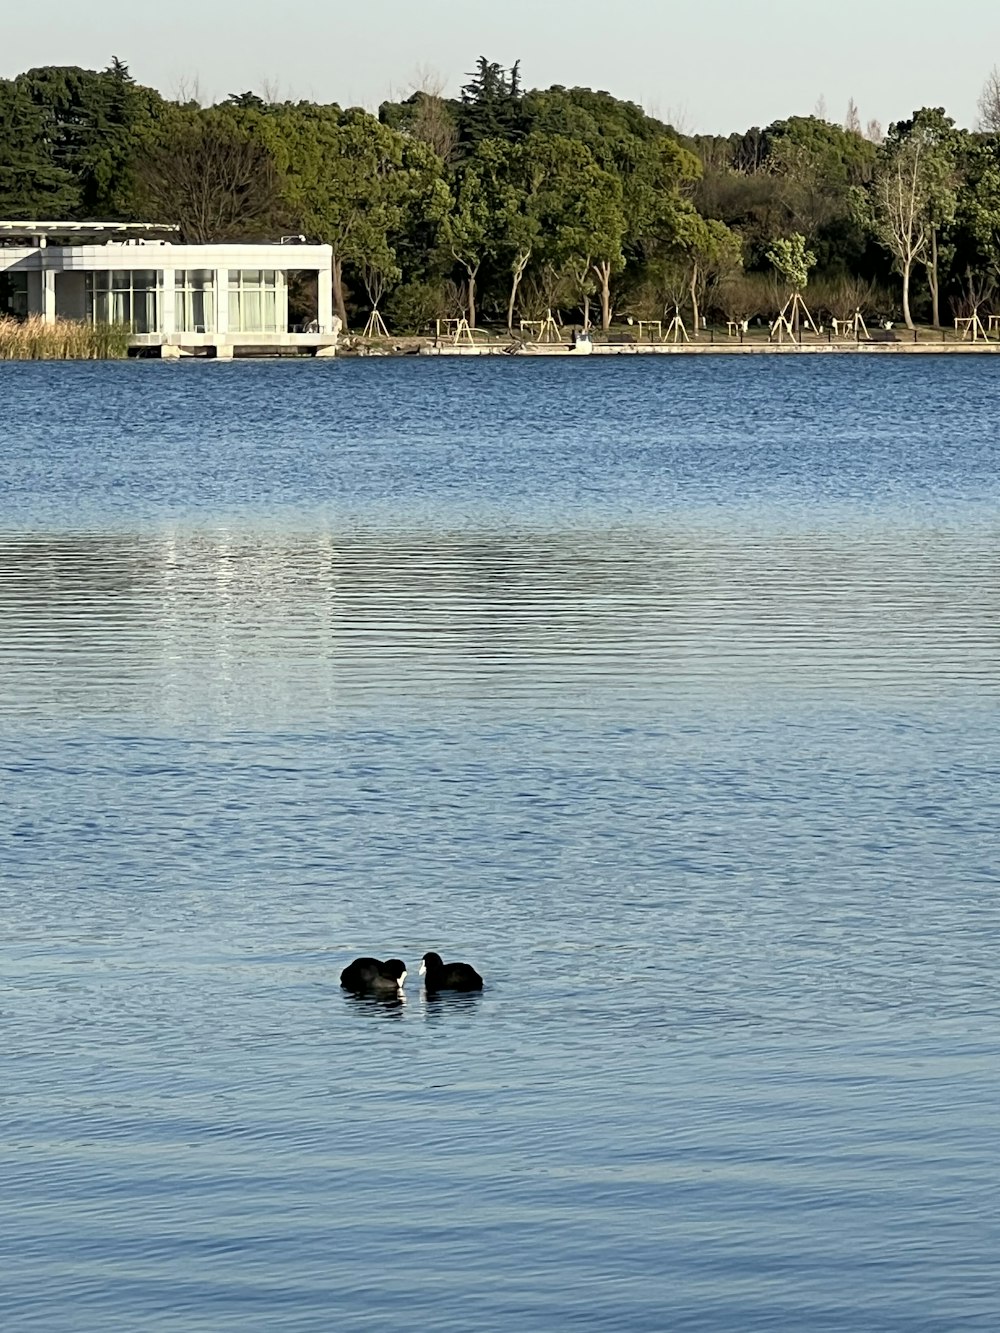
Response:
[0, 222, 339, 357]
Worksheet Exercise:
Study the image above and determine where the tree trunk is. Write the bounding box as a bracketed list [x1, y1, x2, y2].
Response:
[573, 257, 592, 330]
[902, 261, 914, 330]
[593, 259, 612, 331]
[507, 250, 531, 333]
[689, 263, 700, 341]
[332, 256, 348, 329]
[464, 264, 479, 329]
[929, 226, 940, 328]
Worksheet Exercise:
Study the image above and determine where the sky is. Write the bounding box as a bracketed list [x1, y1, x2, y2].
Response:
[5, 0, 1000, 136]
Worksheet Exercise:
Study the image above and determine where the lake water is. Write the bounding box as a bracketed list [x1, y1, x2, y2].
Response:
[1, 356, 998, 1331]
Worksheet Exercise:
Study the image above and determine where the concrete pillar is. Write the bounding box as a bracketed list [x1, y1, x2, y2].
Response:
[278, 270, 288, 332]
[317, 266, 333, 333]
[42, 268, 57, 324]
[214, 269, 228, 334]
[160, 271, 175, 336]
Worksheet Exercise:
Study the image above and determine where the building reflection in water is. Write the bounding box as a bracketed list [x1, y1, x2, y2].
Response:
[1, 523, 998, 726]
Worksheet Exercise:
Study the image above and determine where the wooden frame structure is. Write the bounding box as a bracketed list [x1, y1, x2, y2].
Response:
[435, 317, 475, 346]
[770, 291, 818, 342]
[664, 306, 689, 343]
[519, 309, 562, 343]
[955, 313, 990, 341]
[362, 308, 390, 339]
[832, 308, 870, 340]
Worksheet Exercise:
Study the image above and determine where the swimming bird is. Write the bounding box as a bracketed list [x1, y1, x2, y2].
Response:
[340, 957, 407, 993]
[419, 951, 483, 992]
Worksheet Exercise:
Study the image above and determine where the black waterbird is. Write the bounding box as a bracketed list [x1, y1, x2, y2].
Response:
[419, 951, 483, 992]
[340, 957, 408, 993]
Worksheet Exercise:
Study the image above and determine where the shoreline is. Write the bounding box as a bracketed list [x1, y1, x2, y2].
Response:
[7, 333, 999, 363]
[415, 338, 1000, 357]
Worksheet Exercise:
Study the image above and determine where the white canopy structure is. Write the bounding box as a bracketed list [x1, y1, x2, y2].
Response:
[0, 222, 338, 357]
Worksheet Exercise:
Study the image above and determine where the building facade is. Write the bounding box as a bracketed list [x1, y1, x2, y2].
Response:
[0, 223, 339, 357]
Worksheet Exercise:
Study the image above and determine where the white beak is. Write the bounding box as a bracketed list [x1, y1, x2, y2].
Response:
[419, 959, 427, 976]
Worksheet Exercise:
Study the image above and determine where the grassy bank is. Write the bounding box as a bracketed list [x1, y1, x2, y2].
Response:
[0, 317, 130, 360]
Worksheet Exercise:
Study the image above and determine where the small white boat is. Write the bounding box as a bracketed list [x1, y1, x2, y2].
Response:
[511, 331, 594, 356]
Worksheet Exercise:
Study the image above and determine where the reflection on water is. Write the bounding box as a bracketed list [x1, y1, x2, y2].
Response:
[420, 990, 484, 1014]
[1, 358, 999, 1333]
[342, 990, 408, 1017]
[1, 523, 997, 723]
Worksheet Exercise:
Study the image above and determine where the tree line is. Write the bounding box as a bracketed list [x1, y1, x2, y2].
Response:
[4, 56, 1000, 333]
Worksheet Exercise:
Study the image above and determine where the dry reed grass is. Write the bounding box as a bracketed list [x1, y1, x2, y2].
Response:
[0, 316, 130, 360]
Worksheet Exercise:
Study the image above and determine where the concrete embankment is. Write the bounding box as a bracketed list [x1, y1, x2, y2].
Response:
[418, 338, 1000, 357]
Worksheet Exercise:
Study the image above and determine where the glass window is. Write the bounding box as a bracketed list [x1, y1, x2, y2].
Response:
[227, 269, 284, 333]
[174, 269, 215, 332]
[85, 270, 160, 333]
[134, 287, 157, 335]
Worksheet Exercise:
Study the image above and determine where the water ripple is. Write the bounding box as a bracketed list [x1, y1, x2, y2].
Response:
[1, 359, 999, 1331]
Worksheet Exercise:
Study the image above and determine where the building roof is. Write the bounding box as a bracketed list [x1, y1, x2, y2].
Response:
[0, 221, 181, 243]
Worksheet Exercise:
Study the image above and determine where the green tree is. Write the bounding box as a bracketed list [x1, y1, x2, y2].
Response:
[268, 104, 448, 328]
[518, 134, 626, 330]
[267, 105, 398, 326]
[482, 131, 625, 332]
[891, 108, 962, 326]
[855, 109, 958, 328]
[388, 136, 452, 287]
[566, 168, 626, 330]
[133, 104, 284, 242]
[499, 135, 546, 331]
[226, 91, 268, 111]
[949, 135, 1000, 280]
[519, 85, 701, 324]
[14, 61, 160, 218]
[0, 78, 78, 215]
[357, 136, 449, 326]
[457, 58, 523, 148]
[442, 139, 513, 327]
[765, 116, 876, 239]
[686, 216, 743, 334]
[766, 232, 817, 290]
[622, 136, 702, 283]
[692, 115, 874, 278]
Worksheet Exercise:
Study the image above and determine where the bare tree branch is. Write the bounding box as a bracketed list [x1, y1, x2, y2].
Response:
[136, 115, 285, 243]
[978, 65, 1000, 133]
